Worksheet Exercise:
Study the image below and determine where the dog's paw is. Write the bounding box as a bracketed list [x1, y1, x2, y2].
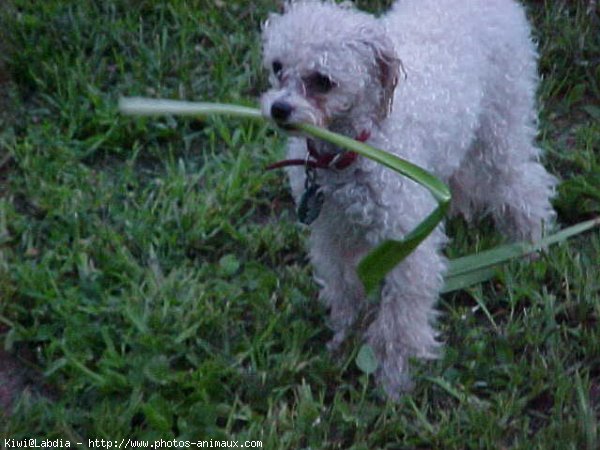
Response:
[326, 330, 348, 353]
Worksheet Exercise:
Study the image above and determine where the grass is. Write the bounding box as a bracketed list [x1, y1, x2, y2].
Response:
[0, 0, 599, 447]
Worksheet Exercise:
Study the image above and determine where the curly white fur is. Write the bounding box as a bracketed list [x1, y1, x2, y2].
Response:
[261, 0, 557, 399]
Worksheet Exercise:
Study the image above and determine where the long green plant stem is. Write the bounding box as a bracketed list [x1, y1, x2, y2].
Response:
[119, 97, 599, 295]
[119, 97, 264, 120]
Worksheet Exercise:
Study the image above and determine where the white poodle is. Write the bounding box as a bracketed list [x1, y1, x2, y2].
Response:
[260, 0, 557, 398]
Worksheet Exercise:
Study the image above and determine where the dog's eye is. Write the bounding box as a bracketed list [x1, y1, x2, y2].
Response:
[272, 60, 283, 77]
[304, 72, 335, 94]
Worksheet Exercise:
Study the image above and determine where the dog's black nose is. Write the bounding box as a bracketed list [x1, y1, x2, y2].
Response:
[270, 101, 293, 121]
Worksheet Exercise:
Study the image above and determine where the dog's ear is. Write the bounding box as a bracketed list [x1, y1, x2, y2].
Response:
[363, 32, 401, 120]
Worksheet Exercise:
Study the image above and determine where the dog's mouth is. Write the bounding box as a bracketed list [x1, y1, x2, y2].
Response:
[264, 94, 365, 155]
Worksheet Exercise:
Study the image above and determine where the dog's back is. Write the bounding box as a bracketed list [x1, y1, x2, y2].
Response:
[383, 0, 539, 179]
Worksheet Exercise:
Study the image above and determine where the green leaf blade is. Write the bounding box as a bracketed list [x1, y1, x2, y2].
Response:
[443, 218, 600, 292]
[358, 203, 449, 294]
[446, 218, 600, 278]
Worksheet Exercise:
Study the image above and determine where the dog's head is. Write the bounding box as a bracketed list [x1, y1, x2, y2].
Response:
[260, 0, 401, 135]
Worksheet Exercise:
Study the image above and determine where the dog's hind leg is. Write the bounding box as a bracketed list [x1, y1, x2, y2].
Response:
[451, 94, 557, 242]
[450, 47, 557, 242]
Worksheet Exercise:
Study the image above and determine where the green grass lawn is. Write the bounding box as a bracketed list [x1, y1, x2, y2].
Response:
[1, 0, 599, 447]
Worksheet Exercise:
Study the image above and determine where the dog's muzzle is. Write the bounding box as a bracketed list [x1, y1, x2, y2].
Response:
[270, 100, 294, 122]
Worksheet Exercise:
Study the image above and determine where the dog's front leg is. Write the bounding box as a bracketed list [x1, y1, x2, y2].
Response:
[308, 210, 369, 351]
[357, 180, 447, 398]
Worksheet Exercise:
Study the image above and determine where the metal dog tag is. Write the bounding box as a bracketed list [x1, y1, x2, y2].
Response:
[297, 166, 324, 225]
[298, 183, 324, 225]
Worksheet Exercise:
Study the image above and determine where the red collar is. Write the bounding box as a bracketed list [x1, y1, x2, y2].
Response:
[267, 130, 370, 171]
